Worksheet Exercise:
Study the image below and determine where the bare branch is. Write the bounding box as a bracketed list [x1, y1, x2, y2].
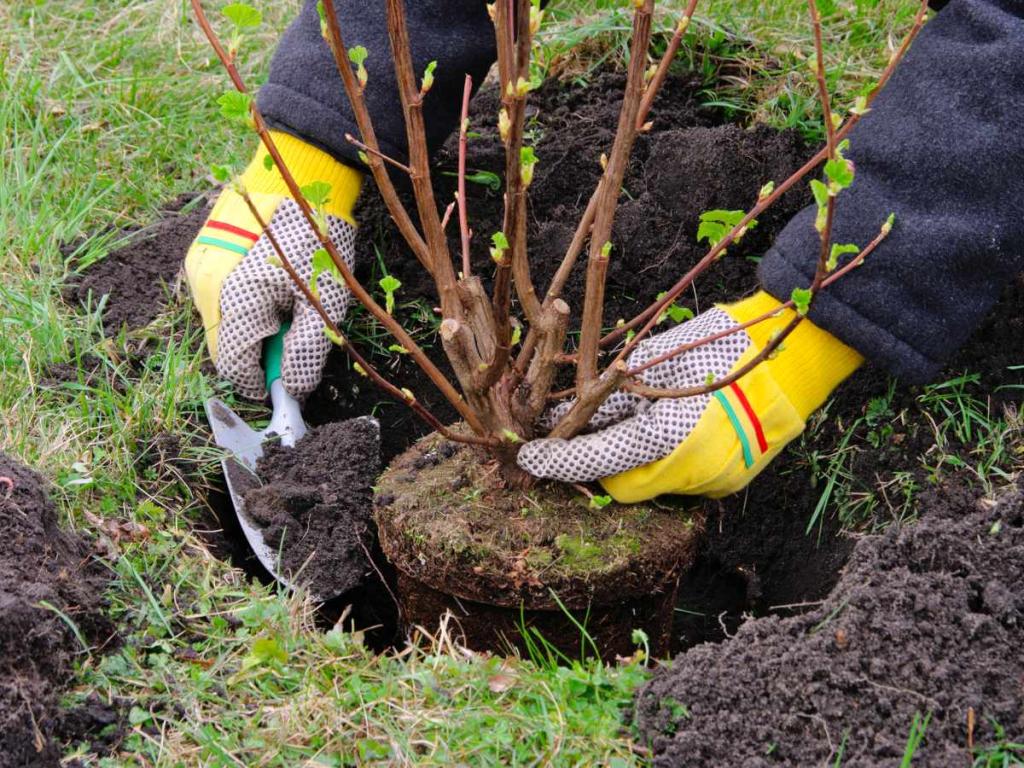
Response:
[576, 0, 654, 390]
[636, 0, 700, 131]
[319, 0, 432, 274]
[457, 74, 473, 279]
[344, 133, 412, 175]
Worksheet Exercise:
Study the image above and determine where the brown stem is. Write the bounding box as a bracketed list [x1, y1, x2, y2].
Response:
[457, 74, 473, 279]
[191, 0, 488, 436]
[576, 0, 653, 392]
[343, 133, 412, 175]
[319, 0, 432, 275]
[636, 0, 700, 131]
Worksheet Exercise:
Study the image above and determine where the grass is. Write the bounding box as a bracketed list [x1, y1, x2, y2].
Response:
[2, 0, 1020, 765]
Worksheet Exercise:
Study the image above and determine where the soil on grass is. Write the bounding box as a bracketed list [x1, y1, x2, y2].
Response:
[63, 193, 209, 333]
[0, 453, 115, 768]
[375, 432, 703, 658]
[634, 479, 1024, 766]
[242, 417, 382, 600]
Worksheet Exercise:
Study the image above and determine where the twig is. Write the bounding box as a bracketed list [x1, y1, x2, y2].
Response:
[457, 74, 473, 278]
[564, 0, 653, 430]
[343, 133, 412, 175]
[636, 0, 700, 130]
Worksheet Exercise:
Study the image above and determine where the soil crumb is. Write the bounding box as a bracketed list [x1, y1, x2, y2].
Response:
[633, 480, 1024, 766]
[244, 417, 381, 598]
[375, 433, 703, 610]
[0, 453, 114, 767]
[63, 194, 209, 333]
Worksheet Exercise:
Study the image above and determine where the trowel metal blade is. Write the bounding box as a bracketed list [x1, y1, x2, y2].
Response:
[205, 397, 265, 472]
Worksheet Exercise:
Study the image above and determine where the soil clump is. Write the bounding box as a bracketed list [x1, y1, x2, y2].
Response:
[0, 453, 115, 767]
[375, 433, 703, 659]
[243, 417, 382, 600]
[634, 479, 1024, 766]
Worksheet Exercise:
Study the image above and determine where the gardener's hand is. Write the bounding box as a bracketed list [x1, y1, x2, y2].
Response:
[185, 131, 362, 400]
[517, 292, 864, 502]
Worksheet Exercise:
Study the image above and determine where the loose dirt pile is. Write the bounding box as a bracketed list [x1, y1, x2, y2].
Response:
[243, 417, 381, 599]
[64, 194, 209, 334]
[0, 453, 114, 768]
[634, 479, 1024, 766]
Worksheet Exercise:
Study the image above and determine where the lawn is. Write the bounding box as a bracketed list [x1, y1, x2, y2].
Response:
[2, 1, 1019, 765]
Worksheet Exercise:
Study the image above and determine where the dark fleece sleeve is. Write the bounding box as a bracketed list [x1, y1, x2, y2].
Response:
[257, 0, 496, 167]
[759, 0, 1024, 383]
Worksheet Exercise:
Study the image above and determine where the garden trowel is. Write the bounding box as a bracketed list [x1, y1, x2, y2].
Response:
[205, 323, 321, 597]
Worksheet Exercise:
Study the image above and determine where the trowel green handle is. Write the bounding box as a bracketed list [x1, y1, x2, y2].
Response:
[261, 322, 289, 390]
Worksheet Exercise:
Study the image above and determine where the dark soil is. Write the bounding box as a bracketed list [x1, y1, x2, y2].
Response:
[244, 417, 382, 600]
[375, 432, 703, 658]
[634, 479, 1024, 766]
[0, 453, 116, 768]
[63, 193, 209, 333]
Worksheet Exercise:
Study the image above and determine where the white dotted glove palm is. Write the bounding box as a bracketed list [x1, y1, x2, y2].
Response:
[185, 132, 362, 400]
[518, 308, 750, 483]
[517, 293, 864, 502]
[215, 198, 355, 400]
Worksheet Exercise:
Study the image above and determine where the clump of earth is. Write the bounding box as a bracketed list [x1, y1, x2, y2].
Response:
[0, 453, 115, 766]
[241, 417, 382, 601]
[633, 479, 1024, 765]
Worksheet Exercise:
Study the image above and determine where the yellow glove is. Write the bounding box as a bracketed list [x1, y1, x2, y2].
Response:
[185, 131, 362, 399]
[517, 292, 863, 501]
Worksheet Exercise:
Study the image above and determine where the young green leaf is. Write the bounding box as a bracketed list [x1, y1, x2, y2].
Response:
[882, 212, 896, 235]
[442, 169, 501, 191]
[827, 243, 860, 271]
[222, 3, 262, 29]
[420, 60, 437, 94]
[510, 320, 522, 347]
[217, 91, 252, 123]
[790, 287, 813, 316]
[600, 241, 613, 259]
[501, 429, 521, 444]
[379, 274, 402, 315]
[210, 164, 232, 183]
[323, 326, 347, 347]
[301, 181, 333, 208]
[490, 231, 509, 262]
[810, 179, 830, 209]
[310, 247, 340, 298]
[387, 344, 409, 354]
[348, 46, 369, 87]
[262, 153, 274, 171]
[696, 209, 755, 248]
[520, 146, 538, 187]
[588, 494, 613, 510]
[824, 157, 855, 191]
